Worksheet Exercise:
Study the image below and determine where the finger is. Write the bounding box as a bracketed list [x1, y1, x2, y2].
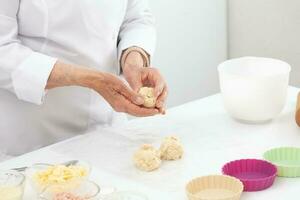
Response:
[125, 74, 143, 92]
[151, 70, 165, 97]
[131, 80, 143, 93]
[159, 106, 166, 115]
[143, 68, 165, 97]
[119, 83, 144, 105]
[122, 98, 160, 117]
[127, 106, 159, 117]
[156, 86, 168, 108]
[154, 78, 165, 98]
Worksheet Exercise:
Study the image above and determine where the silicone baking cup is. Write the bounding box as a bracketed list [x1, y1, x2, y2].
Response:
[186, 175, 243, 200]
[222, 159, 277, 191]
[264, 147, 300, 177]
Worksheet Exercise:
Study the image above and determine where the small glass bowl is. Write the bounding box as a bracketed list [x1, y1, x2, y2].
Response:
[39, 180, 100, 200]
[26, 160, 91, 195]
[0, 170, 25, 200]
[102, 191, 148, 200]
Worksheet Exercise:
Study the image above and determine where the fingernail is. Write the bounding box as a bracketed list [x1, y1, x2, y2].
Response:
[160, 108, 166, 115]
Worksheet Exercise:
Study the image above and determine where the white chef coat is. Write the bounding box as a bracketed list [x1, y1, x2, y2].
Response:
[0, 0, 156, 156]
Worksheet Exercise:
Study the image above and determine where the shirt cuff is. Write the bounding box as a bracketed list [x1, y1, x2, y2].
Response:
[120, 46, 150, 70]
[117, 28, 156, 74]
[11, 52, 57, 105]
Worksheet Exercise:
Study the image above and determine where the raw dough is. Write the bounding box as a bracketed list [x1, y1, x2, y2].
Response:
[133, 144, 161, 172]
[138, 87, 156, 108]
[160, 136, 184, 160]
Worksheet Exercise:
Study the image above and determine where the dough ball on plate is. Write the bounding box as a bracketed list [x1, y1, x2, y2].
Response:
[133, 144, 161, 172]
[160, 136, 184, 160]
[138, 87, 156, 108]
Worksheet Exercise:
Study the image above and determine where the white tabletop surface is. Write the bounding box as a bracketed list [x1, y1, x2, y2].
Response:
[1, 87, 300, 200]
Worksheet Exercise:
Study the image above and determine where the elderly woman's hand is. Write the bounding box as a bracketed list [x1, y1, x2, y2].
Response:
[92, 72, 160, 117]
[122, 51, 168, 113]
[47, 61, 160, 117]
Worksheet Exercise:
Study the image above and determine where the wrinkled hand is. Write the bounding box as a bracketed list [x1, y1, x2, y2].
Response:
[93, 72, 159, 117]
[122, 52, 168, 113]
[46, 61, 160, 117]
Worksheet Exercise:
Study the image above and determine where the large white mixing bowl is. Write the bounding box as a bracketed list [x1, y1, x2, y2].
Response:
[218, 57, 291, 123]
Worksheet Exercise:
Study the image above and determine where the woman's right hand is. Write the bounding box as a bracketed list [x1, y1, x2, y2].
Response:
[47, 61, 159, 117]
[92, 72, 160, 117]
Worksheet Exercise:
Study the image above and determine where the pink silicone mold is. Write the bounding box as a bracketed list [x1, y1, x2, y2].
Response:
[222, 159, 277, 192]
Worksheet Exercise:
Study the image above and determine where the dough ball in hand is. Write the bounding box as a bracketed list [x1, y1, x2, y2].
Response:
[133, 144, 161, 172]
[138, 87, 156, 108]
[160, 136, 184, 160]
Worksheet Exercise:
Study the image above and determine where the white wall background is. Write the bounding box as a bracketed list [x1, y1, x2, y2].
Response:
[149, 0, 227, 107]
[228, 0, 300, 87]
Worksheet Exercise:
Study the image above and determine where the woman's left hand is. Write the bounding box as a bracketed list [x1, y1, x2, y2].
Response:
[122, 51, 168, 114]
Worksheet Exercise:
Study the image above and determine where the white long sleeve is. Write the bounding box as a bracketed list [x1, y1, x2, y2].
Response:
[118, 0, 156, 61]
[0, 0, 57, 105]
[0, 0, 135, 155]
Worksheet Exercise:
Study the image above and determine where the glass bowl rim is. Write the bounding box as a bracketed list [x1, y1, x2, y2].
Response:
[39, 179, 101, 199]
[0, 170, 26, 187]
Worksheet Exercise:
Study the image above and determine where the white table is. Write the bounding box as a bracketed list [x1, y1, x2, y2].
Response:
[1, 87, 300, 200]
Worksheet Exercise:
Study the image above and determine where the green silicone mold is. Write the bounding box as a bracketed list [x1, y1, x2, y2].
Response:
[263, 147, 300, 177]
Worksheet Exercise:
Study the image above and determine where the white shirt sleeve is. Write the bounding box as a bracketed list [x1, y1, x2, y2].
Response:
[117, 0, 156, 63]
[0, 0, 57, 105]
